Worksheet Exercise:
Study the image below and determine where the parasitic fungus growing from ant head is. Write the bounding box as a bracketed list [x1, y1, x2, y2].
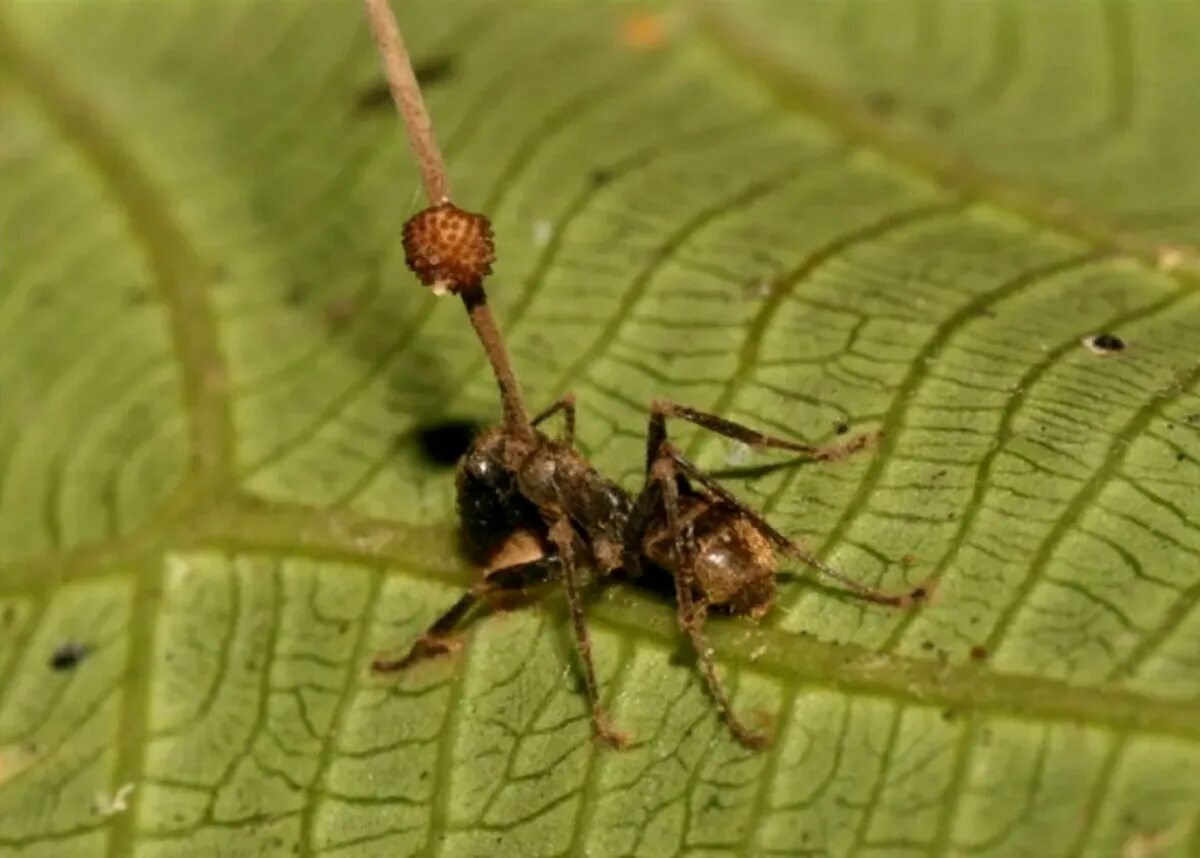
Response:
[362, 0, 926, 750]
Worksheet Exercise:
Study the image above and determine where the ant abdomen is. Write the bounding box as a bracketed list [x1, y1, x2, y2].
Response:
[643, 497, 778, 619]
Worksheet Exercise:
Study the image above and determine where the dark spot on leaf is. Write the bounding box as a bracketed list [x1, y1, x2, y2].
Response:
[284, 282, 310, 307]
[901, 554, 917, 567]
[970, 645, 989, 661]
[588, 168, 615, 187]
[356, 57, 456, 113]
[1, 606, 15, 627]
[411, 419, 481, 467]
[833, 420, 850, 436]
[926, 105, 955, 129]
[942, 708, 957, 721]
[1082, 332, 1125, 354]
[921, 640, 935, 651]
[413, 55, 457, 86]
[355, 81, 393, 112]
[864, 90, 898, 116]
[49, 641, 89, 672]
[1177, 451, 1189, 462]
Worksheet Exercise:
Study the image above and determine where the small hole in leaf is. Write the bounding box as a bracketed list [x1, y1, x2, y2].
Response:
[412, 419, 481, 466]
[1082, 332, 1125, 354]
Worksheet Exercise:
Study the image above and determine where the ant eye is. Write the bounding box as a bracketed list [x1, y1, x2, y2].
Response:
[413, 419, 480, 467]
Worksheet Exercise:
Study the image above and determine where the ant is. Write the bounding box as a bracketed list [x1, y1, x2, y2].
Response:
[361, 0, 925, 748]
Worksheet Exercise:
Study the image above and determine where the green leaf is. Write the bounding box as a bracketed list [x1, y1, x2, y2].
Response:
[2, 1, 1199, 855]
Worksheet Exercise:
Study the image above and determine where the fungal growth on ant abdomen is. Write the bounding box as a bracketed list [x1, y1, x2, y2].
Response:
[362, 0, 925, 748]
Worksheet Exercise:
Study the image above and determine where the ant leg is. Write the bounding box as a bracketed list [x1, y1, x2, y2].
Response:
[652, 455, 767, 749]
[650, 399, 871, 462]
[547, 516, 629, 748]
[662, 445, 923, 608]
[371, 556, 562, 673]
[532, 393, 576, 444]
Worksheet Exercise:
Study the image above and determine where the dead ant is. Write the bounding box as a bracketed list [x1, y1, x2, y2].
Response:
[362, 0, 925, 748]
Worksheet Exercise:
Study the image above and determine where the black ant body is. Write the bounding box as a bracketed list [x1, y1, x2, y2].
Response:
[361, 1, 924, 748]
[375, 385, 916, 747]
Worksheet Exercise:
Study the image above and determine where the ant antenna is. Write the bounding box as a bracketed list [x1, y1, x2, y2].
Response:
[362, 0, 532, 436]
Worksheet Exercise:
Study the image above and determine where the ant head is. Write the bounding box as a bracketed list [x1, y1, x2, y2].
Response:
[456, 427, 541, 563]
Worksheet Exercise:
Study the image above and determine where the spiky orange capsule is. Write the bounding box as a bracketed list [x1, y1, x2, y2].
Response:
[401, 202, 495, 295]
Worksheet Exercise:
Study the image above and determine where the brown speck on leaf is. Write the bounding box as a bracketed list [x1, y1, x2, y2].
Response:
[402, 202, 495, 295]
[970, 645, 988, 662]
[901, 554, 917, 567]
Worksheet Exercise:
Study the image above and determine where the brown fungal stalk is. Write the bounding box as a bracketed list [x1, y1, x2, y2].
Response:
[362, 0, 531, 436]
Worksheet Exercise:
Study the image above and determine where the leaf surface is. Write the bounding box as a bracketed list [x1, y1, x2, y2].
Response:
[1, 1, 1199, 856]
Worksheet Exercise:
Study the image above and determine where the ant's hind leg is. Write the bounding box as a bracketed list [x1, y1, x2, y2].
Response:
[649, 399, 872, 463]
[547, 516, 629, 748]
[663, 446, 922, 609]
[651, 454, 768, 749]
[532, 393, 576, 444]
[371, 556, 562, 673]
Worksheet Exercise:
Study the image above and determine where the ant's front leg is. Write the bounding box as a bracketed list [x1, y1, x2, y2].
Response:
[371, 555, 562, 673]
[547, 516, 629, 748]
[648, 399, 873, 466]
[532, 393, 576, 445]
[648, 453, 768, 750]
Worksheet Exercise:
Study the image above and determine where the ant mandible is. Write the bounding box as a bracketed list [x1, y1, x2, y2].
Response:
[362, 0, 925, 748]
